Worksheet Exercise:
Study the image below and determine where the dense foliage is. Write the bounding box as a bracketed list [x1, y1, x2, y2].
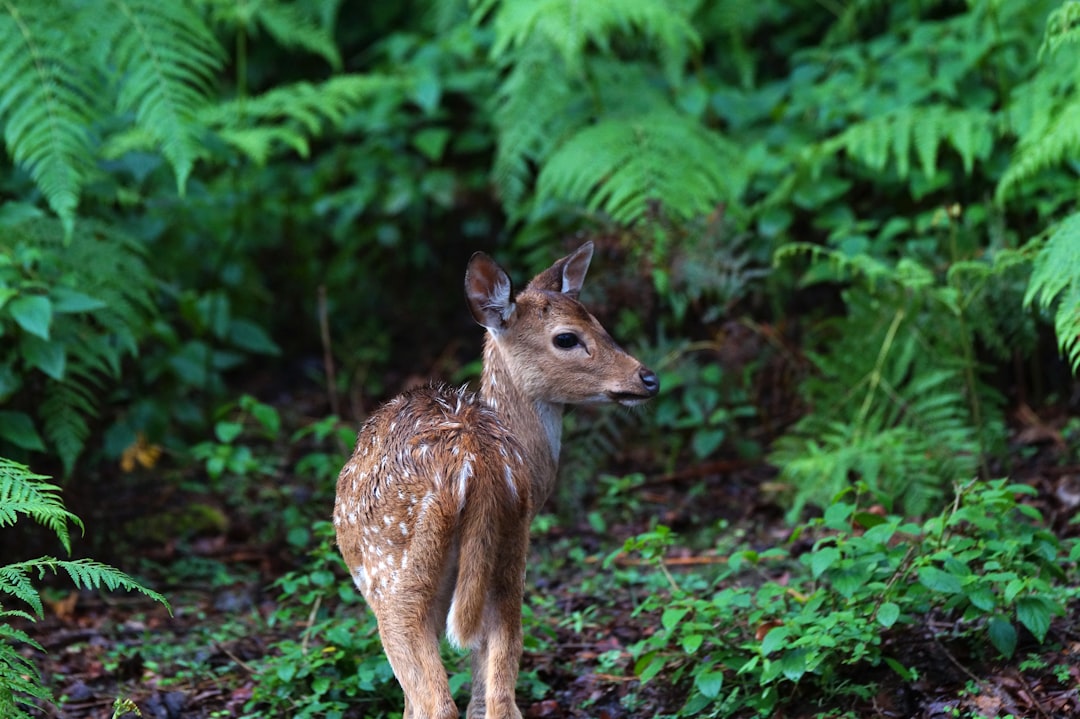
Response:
[2, 0, 1080, 716]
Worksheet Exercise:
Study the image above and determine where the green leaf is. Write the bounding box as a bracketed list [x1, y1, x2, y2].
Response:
[809, 546, 840, 578]
[0, 410, 45, 451]
[681, 633, 704, 653]
[228, 318, 281, 356]
[9, 294, 53, 339]
[917, 566, 963, 594]
[877, 602, 901, 628]
[693, 668, 724, 699]
[661, 607, 689, 631]
[1015, 597, 1054, 642]
[214, 421, 244, 444]
[987, 615, 1017, 658]
[51, 286, 107, 313]
[779, 648, 809, 682]
[965, 584, 996, 611]
[413, 127, 451, 162]
[760, 624, 789, 656]
[634, 650, 666, 683]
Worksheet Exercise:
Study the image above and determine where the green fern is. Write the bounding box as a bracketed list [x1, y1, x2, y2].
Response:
[0, 1, 224, 227]
[488, 0, 699, 82]
[1024, 213, 1080, 373]
[0, 218, 158, 471]
[0, 622, 49, 719]
[0, 457, 170, 717]
[106, 0, 223, 192]
[205, 0, 343, 69]
[537, 111, 745, 223]
[771, 246, 1015, 518]
[820, 106, 997, 179]
[0, 458, 80, 553]
[996, 4, 1080, 200]
[483, 0, 715, 222]
[0, 3, 99, 233]
[198, 75, 405, 165]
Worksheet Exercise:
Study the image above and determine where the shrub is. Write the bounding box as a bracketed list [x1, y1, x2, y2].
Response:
[622, 479, 1079, 717]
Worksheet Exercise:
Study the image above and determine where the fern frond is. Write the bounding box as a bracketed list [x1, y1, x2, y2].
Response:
[537, 112, 745, 224]
[1, 219, 158, 470]
[0, 3, 99, 233]
[0, 622, 49, 719]
[0, 564, 43, 617]
[248, 0, 342, 69]
[40, 381, 94, 477]
[1040, 0, 1080, 58]
[199, 75, 404, 164]
[771, 249, 999, 518]
[490, 0, 699, 82]
[1025, 213, 1080, 374]
[0, 458, 80, 552]
[821, 105, 997, 179]
[105, 0, 224, 192]
[491, 41, 581, 212]
[19, 557, 167, 608]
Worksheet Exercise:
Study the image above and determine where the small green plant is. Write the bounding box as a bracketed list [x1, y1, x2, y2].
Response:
[621, 479, 1078, 717]
[244, 522, 399, 719]
[191, 395, 283, 484]
[0, 457, 170, 718]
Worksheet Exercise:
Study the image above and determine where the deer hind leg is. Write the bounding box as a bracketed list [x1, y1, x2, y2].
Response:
[466, 529, 528, 719]
[376, 508, 460, 719]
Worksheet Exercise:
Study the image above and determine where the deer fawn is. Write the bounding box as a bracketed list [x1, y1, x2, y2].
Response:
[333, 242, 659, 718]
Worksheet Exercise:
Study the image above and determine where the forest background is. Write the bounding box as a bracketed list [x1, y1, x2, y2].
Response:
[3, 0, 1080, 717]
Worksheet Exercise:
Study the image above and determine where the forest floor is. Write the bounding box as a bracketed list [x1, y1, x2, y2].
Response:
[12, 402, 1080, 719]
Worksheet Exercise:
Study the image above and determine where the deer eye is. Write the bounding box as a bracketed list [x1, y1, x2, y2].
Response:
[553, 332, 580, 349]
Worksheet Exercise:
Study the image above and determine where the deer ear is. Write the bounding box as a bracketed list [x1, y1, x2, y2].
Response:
[526, 241, 594, 299]
[465, 252, 515, 331]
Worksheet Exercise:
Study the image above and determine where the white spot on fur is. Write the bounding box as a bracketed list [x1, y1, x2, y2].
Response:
[504, 464, 516, 499]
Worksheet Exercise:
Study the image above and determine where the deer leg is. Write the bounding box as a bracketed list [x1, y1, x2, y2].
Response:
[472, 529, 527, 719]
[465, 641, 488, 719]
[378, 608, 457, 719]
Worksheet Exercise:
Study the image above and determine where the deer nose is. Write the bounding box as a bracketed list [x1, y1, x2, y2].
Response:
[639, 367, 660, 396]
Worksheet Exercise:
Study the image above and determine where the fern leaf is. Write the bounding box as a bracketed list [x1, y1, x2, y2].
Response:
[40, 381, 94, 477]
[105, 0, 224, 192]
[1040, 0, 1080, 58]
[491, 42, 580, 212]
[997, 93, 1080, 201]
[200, 75, 403, 164]
[0, 623, 49, 718]
[0, 3, 98, 233]
[1025, 213, 1080, 373]
[490, 0, 699, 82]
[824, 106, 995, 180]
[0, 564, 44, 617]
[537, 112, 745, 223]
[250, 0, 342, 70]
[0, 457, 80, 551]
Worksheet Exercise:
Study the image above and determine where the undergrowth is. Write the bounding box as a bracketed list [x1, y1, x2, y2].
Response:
[621, 479, 1079, 718]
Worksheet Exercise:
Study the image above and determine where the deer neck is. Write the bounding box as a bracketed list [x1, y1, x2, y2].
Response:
[480, 334, 562, 504]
